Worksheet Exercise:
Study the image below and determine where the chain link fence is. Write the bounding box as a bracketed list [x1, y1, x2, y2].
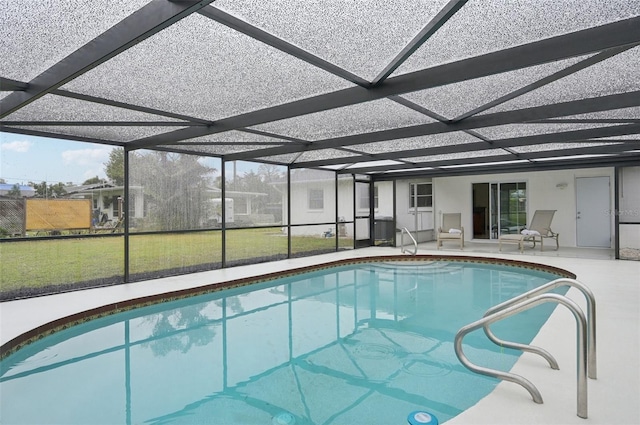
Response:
[0, 198, 25, 237]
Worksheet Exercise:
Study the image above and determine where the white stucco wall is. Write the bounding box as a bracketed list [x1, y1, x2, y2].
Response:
[432, 167, 616, 247]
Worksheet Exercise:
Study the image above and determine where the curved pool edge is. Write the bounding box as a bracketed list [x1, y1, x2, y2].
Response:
[0, 254, 575, 361]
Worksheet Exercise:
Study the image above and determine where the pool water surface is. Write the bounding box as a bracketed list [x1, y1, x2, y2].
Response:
[0, 260, 566, 424]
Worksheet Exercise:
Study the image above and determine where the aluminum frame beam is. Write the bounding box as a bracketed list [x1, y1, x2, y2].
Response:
[450, 44, 639, 122]
[371, 153, 640, 180]
[1, 121, 201, 127]
[127, 16, 640, 150]
[199, 6, 369, 87]
[335, 142, 638, 174]
[225, 92, 640, 161]
[286, 123, 640, 168]
[371, 0, 469, 85]
[0, 77, 28, 91]
[53, 89, 214, 124]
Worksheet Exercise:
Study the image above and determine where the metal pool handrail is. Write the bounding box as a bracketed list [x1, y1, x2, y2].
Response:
[455, 293, 588, 419]
[400, 227, 417, 255]
[483, 278, 597, 379]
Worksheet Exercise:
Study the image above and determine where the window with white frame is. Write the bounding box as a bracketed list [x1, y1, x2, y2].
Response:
[308, 188, 324, 210]
[409, 183, 432, 209]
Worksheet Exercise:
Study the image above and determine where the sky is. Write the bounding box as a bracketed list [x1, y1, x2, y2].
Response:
[0, 131, 256, 186]
[0, 132, 115, 185]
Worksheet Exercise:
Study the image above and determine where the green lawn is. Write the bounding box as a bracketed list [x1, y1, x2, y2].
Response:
[0, 228, 353, 296]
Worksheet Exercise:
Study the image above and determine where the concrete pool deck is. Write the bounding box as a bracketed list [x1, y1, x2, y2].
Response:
[1, 243, 638, 424]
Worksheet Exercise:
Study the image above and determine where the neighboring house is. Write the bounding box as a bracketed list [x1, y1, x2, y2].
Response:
[65, 183, 272, 228]
[64, 183, 144, 225]
[205, 187, 271, 225]
[0, 183, 36, 198]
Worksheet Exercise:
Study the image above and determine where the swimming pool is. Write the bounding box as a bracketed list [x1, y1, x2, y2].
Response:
[0, 257, 571, 424]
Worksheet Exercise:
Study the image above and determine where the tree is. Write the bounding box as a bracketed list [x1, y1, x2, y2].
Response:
[104, 148, 124, 185]
[227, 164, 285, 219]
[29, 181, 67, 198]
[82, 176, 107, 185]
[7, 183, 22, 198]
[141, 304, 217, 357]
[130, 151, 216, 230]
[49, 182, 67, 198]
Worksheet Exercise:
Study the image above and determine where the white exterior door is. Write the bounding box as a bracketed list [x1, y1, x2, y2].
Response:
[576, 176, 611, 247]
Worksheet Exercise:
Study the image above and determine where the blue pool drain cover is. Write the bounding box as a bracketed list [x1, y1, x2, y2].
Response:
[407, 411, 438, 425]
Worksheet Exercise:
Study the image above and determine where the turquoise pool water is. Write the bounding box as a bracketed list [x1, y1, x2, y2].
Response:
[0, 261, 565, 424]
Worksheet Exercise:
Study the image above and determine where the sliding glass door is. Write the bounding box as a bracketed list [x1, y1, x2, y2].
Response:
[473, 182, 527, 239]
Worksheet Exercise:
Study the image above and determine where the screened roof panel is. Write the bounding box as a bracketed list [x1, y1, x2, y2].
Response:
[475, 123, 615, 140]
[483, 46, 640, 114]
[10, 125, 187, 143]
[319, 164, 351, 171]
[61, 14, 355, 122]
[532, 154, 615, 162]
[214, 0, 451, 80]
[250, 98, 436, 141]
[406, 148, 507, 163]
[255, 153, 303, 164]
[345, 160, 405, 169]
[401, 55, 594, 119]
[352, 132, 484, 155]
[596, 135, 640, 141]
[0, 94, 186, 123]
[379, 167, 436, 174]
[545, 106, 640, 120]
[511, 142, 621, 153]
[393, 0, 639, 75]
[294, 149, 361, 163]
[157, 143, 270, 156]
[161, 130, 295, 156]
[0, 0, 152, 81]
[440, 160, 529, 169]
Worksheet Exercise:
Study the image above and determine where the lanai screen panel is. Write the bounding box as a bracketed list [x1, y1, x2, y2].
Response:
[127, 151, 222, 280]
[337, 174, 355, 249]
[218, 161, 287, 278]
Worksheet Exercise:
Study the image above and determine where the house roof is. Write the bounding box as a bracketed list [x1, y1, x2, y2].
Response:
[1, 1, 638, 179]
[64, 183, 116, 194]
[0, 183, 36, 196]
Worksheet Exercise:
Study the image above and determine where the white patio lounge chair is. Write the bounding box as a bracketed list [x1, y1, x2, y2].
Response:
[499, 210, 559, 253]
